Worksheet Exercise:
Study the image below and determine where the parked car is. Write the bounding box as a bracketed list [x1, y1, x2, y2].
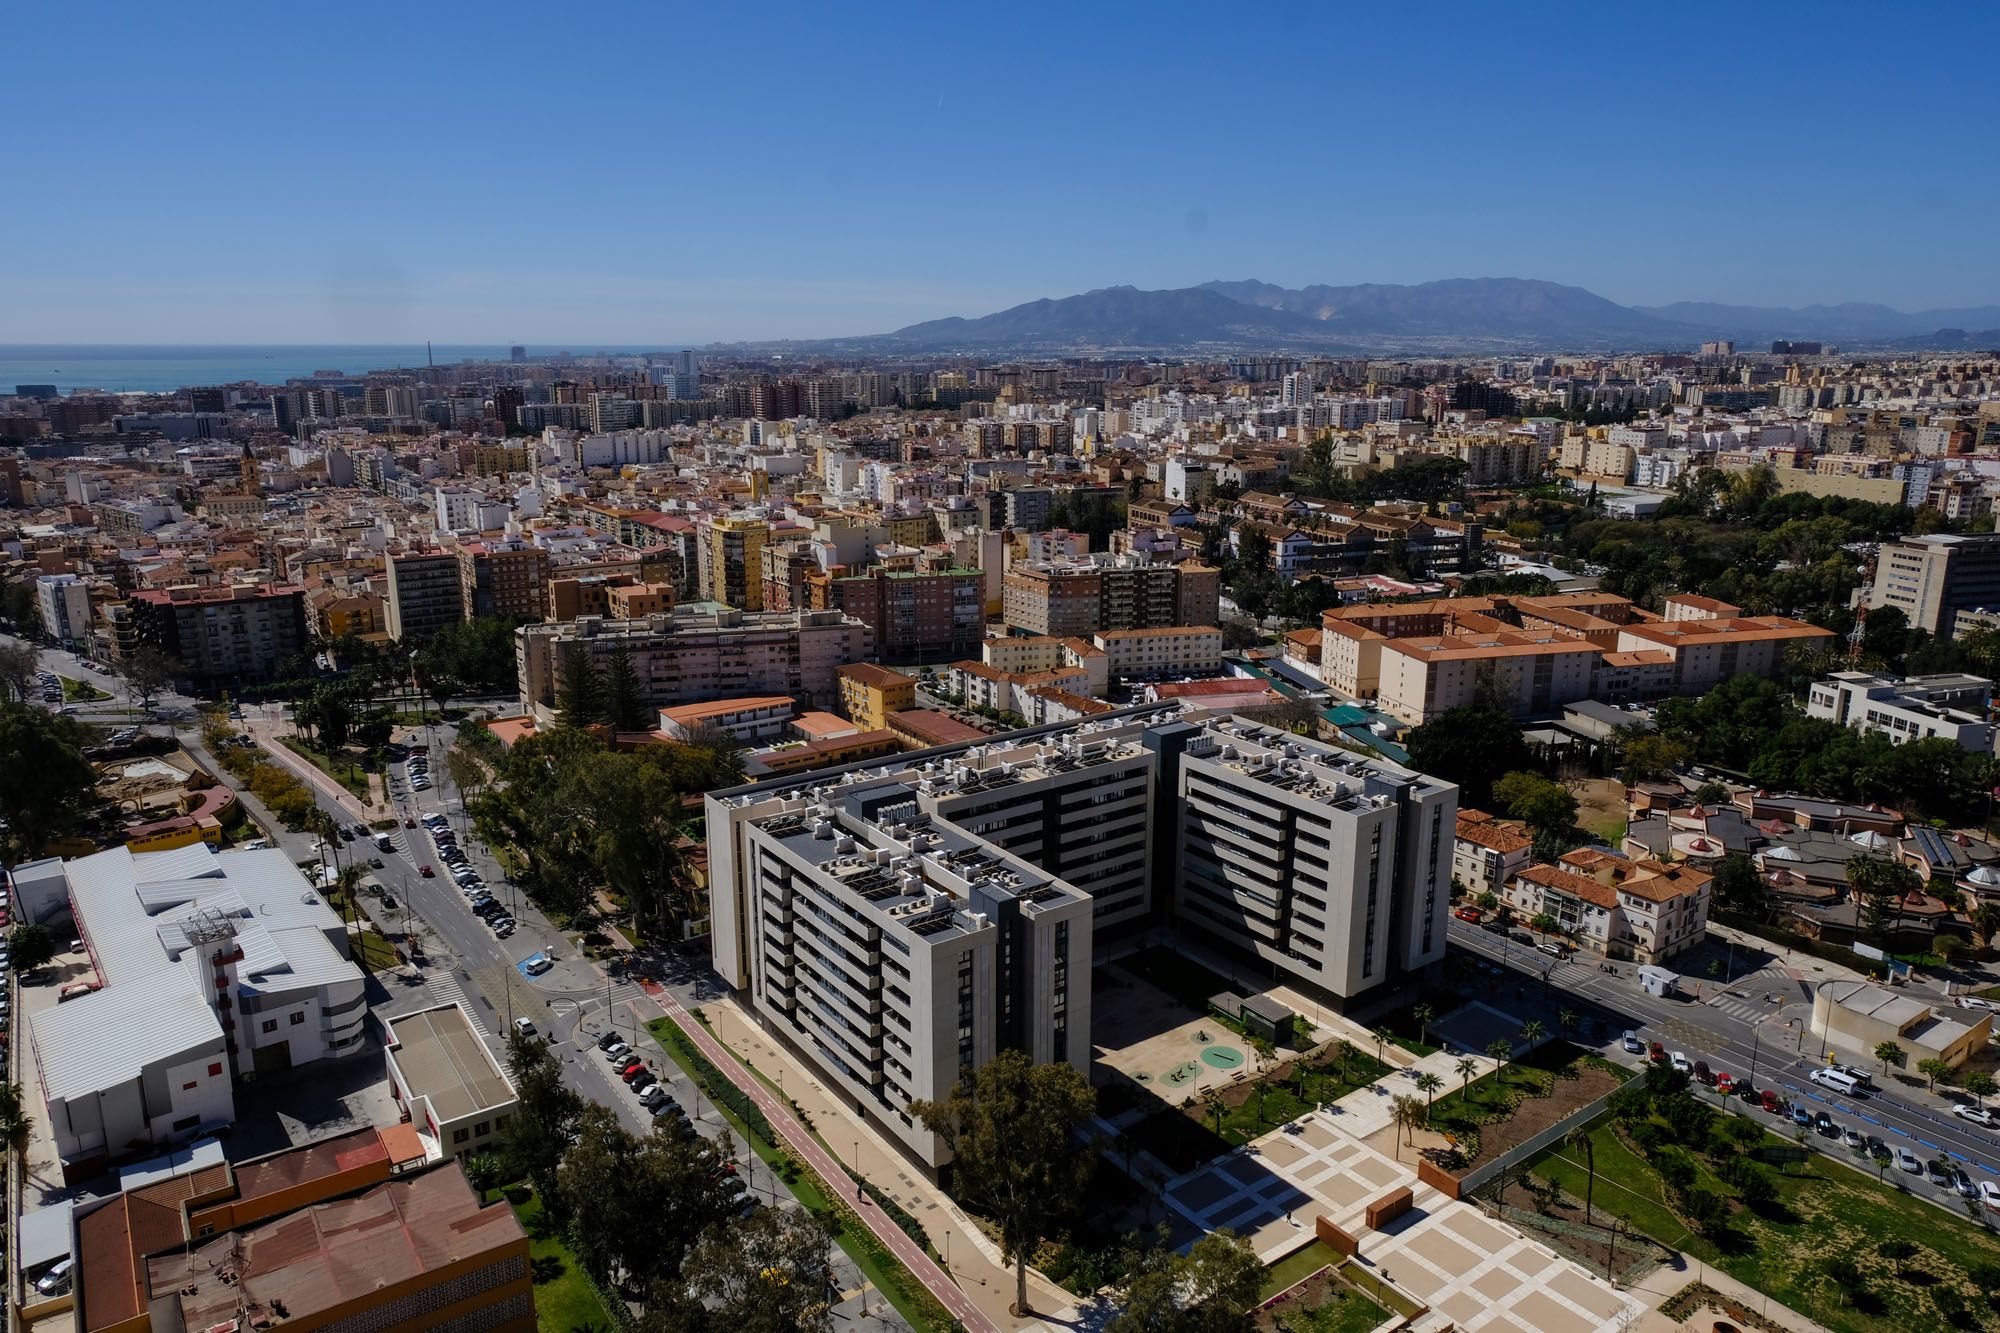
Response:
[1954, 1167, 1978, 1199]
[1621, 1031, 1644, 1054]
[1453, 907, 1481, 923]
[596, 1031, 623, 1051]
[493, 920, 516, 939]
[1715, 1072, 1735, 1094]
[1759, 1089, 1783, 1114]
[513, 1017, 538, 1038]
[1670, 1051, 1692, 1074]
[1953, 1104, 1997, 1128]
[1927, 1160, 1954, 1189]
[1693, 1060, 1713, 1085]
[1981, 1179, 2000, 1212]
[602, 1042, 631, 1061]
[1897, 1147, 1923, 1174]
[1790, 1106, 1813, 1128]
[1814, 1111, 1838, 1138]
[1648, 1042, 1667, 1064]
[522, 955, 553, 977]
[1842, 1126, 1865, 1149]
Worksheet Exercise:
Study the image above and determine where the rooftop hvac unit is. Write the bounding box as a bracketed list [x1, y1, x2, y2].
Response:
[834, 837, 856, 855]
[812, 820, 834, 840]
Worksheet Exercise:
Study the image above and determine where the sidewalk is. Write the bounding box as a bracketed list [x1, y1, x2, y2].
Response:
[238, 714, 390, 822]
[1625, 1257, 1827, 1332]
[635, 987, 1045, 1333]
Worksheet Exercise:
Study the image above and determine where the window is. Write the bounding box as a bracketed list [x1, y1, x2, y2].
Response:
[289, 1011, 305, 1026]
[208, 1062, 223, 1077]
[261, 1019, 278, 1034]
[452, 1128, 469, 1144]
[183, 1080, 198, 1091]
[474, 1121, 490, 1137]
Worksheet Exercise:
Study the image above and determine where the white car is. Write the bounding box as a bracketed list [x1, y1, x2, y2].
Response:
[513, 1017, 538, 1039]
[1954, 1104, 1997, 1128]
[1670, 1051, 1692, 1074]
[1981, 1179, 2000, 1212]
[1960, 997, 2000, 1012]
[602, 1041, 631, 1062]
[1897, 1147, 1923, 1174]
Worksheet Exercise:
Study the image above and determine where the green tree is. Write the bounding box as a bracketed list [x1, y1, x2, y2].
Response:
[1964, 1071, 1997, 1107]
[1710, 853, 1768, 915]
[1455, 1055, 1479, 1099]
[1390, 1094, 1425, 1159]
[123, 646, 179, 714]
[1564, 1126, 1598, 1225]
[1874, 1040, 1907, 1075]
[1475, 890, 1499, 912]
[1614, 729, 1689, 784]
[0, 704, 99, 860]
[8, 923, 55, 975]
[506, 1028, 585, 1213]
[651, 1206, 838, 1333]
[0, 1083, 33, 1176]
[1415, 1070, 1444, 1110]
[1411, 1003, 1435, 1047]
[1519, 1019, 1547, 1049]
[601, 643, 648, 731]
[1406, 705, 1531, 810]
[1486, 1038, 1513, 1080]
[460, 1151, 507, 1199]
[1107, 1228, 1262, 1333]
[1917, 1056, 1955, 1092]
[1493, 770, 1578, 838]
[557, 643, 604, 730]
[911, 1049, 1098, 1316]
[0, 642, 38, 703]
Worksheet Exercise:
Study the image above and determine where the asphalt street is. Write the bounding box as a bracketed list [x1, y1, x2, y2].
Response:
[1446, 918, 2000, 1209]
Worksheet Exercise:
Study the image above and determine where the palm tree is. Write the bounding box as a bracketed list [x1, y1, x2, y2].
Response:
[1390, 1094, 1425, 1160]
[1519, 1019, 1548, 1051]
[1565, 1125, 1598, 1226]
[1456, 1055, 1479, 1099]
[1415, 1071, 1444, 1112]
[1200, 1088, 1226, 1139]
[0, 1083, 34, 1180]
[1412, 1004, 1435, 1047]
[1335, 1039, 1360, 1081]
[334, 862, 371, 972]
[1372, 1025, 1395, 1068]
[1486, 1038, 1513, 1082]
[1557, 1008, 1578, 1040]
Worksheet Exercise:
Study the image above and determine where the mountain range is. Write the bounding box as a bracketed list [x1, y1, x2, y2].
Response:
[848, 279, 2000, 354]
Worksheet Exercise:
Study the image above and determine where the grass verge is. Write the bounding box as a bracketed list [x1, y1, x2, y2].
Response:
[277, 736, 374, 800]
[60, 675, 110, 701]
[503, 1184, 621, 1331]
[643, 1016, 956, 1332]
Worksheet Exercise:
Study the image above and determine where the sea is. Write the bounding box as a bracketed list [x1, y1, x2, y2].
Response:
[0, 344, 688, 396]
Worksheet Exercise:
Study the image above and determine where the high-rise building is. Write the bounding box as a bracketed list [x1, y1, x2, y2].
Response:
[1002, 554, 1208, 637]
[458, 539, 551, 622]
[807, 565, 984, 663]
[514, 608, 872, 721]
[589, 393, 637, 433]
[750, 381, 803, 420]
[125, 583, 311, 688]
[703, 709, 1455, 1168]
[1867, 533, 2000, 638]
[510, 344, 527, 362]
[36, 573, 92, 645]
[699, 516, 769, 610]
[384, 552, 466, 642]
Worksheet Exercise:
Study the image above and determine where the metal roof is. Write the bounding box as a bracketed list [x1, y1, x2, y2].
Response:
[32, 970, 224, 1104]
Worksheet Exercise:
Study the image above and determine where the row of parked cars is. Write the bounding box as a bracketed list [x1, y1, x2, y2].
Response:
[407, 748, 433, 793]
[421, 814, 518, 938]
[1622, 1031, 2000, 1209]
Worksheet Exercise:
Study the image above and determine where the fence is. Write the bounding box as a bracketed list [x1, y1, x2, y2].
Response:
[1457, 1085, 1623, 1196]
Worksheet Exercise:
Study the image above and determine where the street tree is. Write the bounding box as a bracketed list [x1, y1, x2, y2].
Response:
[0, 704, 98, 861]
[649, 1206, 838, 1333]
[505, 1029, 585, 1214]
[1965, 1071, 1998, 1107]
[1107, 1228, 1262, 1333]
[8, 924, 55, 976]
[1917, 1057, 1955, 1092]
[1565, 1126, 1597, 1226]
[1519, 1019, 1547, 1049]
[1390, 1094, 1425, 1159]
[1874, 1040, 1907, 1075]
[911, 1049, 1098, 1316]
[1414, 1071, 1444, 1110]
[0, 642, 38, 702]
[123, 646, 179, 714]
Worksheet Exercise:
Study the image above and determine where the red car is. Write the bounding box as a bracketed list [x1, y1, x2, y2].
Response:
[1715, 1072, 1735, 1094]
[1453, 907, 1482, 923]
[419, 865, 435, 877]
[620, 1062, 651, 1083]
[1648, 1042, 1667, 1063]
[1760, 1089, 1784, 1114]
[404, 817, 417, 828]
[616, 1057, 644, 1077]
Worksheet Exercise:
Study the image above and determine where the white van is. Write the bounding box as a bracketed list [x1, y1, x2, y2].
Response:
[1810, 1067, 1862, 1096]
[35, 1258, 73, 1296]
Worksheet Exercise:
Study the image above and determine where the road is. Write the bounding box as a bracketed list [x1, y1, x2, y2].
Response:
[1446, 918, 2000, 1206]
[8, 639, 905, 1325]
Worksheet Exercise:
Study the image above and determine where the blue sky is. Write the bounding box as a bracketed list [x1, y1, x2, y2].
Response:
[5, 1, 1996, 342]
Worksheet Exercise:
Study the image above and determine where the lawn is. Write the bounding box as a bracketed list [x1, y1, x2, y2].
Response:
[60, 675, 109, 701]
[504, 1185, 618, 1332]
[278, 736, 374, 800]
[352, 929, 399, 971]
[1261, 1240, 1343, 1299]
[1527, 1109, 2000, 1331]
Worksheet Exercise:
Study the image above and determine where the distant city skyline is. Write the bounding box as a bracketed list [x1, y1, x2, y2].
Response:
[6, 1, 1997, 342]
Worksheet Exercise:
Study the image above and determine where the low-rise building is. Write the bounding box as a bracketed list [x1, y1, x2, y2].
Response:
[29, 844, 366, 1180]
[1811, 979, 1992, 1070]
[838, 661, 916, 730]
[1806, 670, 1996, 751]
[382, 1003, 519, 1163]
[1092, 625, 1222, 682]
[1453, 810, 1533, 897]
[659, 694, 796, 743]
[1503, 851, 1711, 964]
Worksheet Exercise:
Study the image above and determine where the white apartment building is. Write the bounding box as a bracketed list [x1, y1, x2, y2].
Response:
[1452, 811, 1533, 897]
[515, 608, 872, 722]
[1505, 852, 1711, 965]
[1375, 633, 1601, 724]
[705, 706, 1457, 1168]
[1092, 626, 1223, 682]
[1806, 670, 1996, 752]
[35, 572, 92, 645]
[28, 844, 366, 1178]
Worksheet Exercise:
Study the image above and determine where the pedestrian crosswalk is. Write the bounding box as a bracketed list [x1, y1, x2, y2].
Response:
[426, 971, 474, 1012]
[1705, 990, 1787, 1025]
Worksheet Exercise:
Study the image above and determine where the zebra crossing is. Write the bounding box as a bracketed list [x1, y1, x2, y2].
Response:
[1701, 965, 1810, 1025]
[426, 971, 475, 1012]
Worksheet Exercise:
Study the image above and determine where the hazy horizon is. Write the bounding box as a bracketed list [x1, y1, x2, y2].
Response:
[6, 1, 1997, 342]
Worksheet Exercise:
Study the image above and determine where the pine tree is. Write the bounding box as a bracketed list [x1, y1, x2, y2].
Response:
[556, 643, 603, 730]
[601, 644, 647, 731]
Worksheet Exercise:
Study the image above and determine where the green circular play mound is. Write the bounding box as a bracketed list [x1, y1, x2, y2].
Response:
[1200, 1046, 1245, 1070]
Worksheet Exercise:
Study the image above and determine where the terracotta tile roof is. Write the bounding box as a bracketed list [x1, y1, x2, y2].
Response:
[1456, 813, 1533, 854]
